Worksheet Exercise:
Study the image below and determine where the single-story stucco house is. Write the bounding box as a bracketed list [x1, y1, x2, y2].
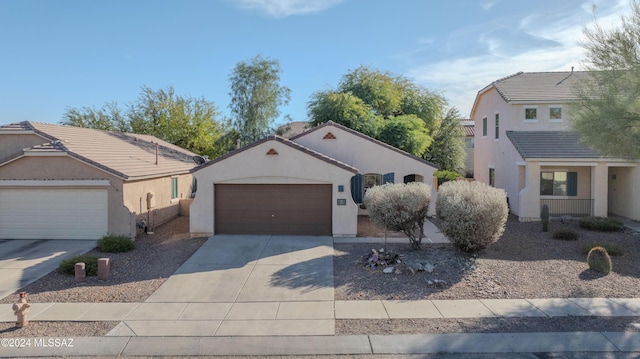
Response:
[189, 121, 439, 237]
[0, 121, 198, 240]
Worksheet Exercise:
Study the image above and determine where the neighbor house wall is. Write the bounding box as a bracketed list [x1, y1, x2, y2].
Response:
[123, 173, 193, 231]
[0, 133, 48, 160]
[190, 140, 358, 237]
[292, 124, 438, 215]
[608, 166, 640, 221]
[0, 155, 134, 237]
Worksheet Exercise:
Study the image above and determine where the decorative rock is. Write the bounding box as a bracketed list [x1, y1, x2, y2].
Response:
[423, 263, 435, 273]
[98, 258, 110, 280]
[75, 262, 86, 282]
[383, 267, 394, 274]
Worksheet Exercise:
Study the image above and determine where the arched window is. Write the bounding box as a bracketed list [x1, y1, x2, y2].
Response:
[403, 174, 424, 184]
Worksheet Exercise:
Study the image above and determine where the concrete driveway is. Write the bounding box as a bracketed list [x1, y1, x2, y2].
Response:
[108, 235, 336, 336]
[0, 239, 97, 300]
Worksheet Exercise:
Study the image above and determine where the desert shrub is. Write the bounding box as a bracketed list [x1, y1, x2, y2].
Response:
[552, 229, 579, 241]
[434, 170, 461, 186]
[58, 254, 99, 276]
[436, 180, 508, 252]
[587, 246, 612, 274]
[581, 242, 625, 257]
[579, 216, 623, 232]
[98, 234, 135, 253]
[364, 182, 432, 249]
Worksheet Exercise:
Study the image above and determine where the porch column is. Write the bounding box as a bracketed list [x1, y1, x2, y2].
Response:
[518, 160, 540, 220]
[591, 162, 608, 217]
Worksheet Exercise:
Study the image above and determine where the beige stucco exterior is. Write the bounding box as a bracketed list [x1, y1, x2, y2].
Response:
[0, 153, 192, 238]
[189, 139, 358, 237]
[473, 86, 639, 221]
[0, 133, 48, 160]
[292, 123, 438, 215]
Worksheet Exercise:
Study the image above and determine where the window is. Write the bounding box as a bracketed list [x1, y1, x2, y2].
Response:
[489, 168, 495, 187]
[540, 171, 577, 196]
[482, 117, 487, 136]
[525, 107, 537, 121]
[464, 137, 475, 148]
[171, 177, 178, 200]
[363, 174, 382, 193]
[350, 172, 394, 203]
[549, 106, 562, 121]
[494, 113, 499, 140]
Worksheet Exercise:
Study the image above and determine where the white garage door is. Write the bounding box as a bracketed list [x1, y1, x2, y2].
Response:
[0, 188, 108, 240]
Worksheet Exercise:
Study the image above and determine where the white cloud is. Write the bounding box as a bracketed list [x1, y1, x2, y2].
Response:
[480, 0, 499, 11]
[407, 0, 633, 118]
[232, 0, 344, 18]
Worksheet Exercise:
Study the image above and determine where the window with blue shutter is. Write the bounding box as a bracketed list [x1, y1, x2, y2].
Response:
[350, 174, 363, 203]
[383, 172, 394, 184]
[567, 172, 577, 196]
[171, 177, 179, 200]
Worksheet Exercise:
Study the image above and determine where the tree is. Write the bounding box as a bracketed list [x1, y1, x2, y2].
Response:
[571, 0, 640, 159]
[363, 182, 432, 250]
[307, 65, 446, 157]
[424, 107, 466, 171]
[61, 86, 230, 159]
[229, 55, 291, 144]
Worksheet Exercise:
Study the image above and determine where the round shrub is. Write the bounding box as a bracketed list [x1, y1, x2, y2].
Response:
[587, 246, 612, 274]
[581, 242, 625, 257]
[434, 170, 461, 186]
[579, 216, 623, 232]
[98, 235, 135, 253]
[58, 254, 99, 276]
[552, 229, 579, 241]
[436, 180, 508, 252]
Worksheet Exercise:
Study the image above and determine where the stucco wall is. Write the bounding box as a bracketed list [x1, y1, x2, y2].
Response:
[292, 125, 438, 215]
[0, 133, 48, 160]
[190, 140, 358, 237]
[608, 166, 640, 221]
[123, 173, 192, 231]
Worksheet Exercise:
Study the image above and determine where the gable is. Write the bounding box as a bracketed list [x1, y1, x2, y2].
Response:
[0, 133, 49, 162]
[291, 122, 438, 174]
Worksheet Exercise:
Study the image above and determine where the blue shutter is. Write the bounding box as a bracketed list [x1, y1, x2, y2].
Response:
[567, 172, 577, 196]
[351, 174, 363, 203]
[383, 172, 394, 184]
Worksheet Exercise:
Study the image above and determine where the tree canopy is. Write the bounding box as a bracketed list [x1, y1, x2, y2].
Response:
[61, 86, 231, 159]
[571, 0, 640, 159]
[229, 55, 291, 144]
[307, 66, 446, 157]
[423, 107, 466, 171]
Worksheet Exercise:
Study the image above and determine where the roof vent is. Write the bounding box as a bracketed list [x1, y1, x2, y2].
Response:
[323, 132, 336, 139]
[266, 148, 279, 155]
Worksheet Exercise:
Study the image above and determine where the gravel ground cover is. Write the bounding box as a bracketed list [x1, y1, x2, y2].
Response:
[2, 215, 639, 338]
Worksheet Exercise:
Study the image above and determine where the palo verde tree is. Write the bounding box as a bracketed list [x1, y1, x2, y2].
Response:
[571, 0, 640, 159]
[61, 85, 231, 159]
[307, 66, 446, 157]
[228, 55, 291, 144]
[363, 182, 432, 250]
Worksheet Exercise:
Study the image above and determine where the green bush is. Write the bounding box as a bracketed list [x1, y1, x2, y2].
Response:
[98, 235, 135, 253]
[434, 170, 461, 186]
[587, 246, 612, 274]
[552, 229, 579, 241]
[579, 216, 624, 232]
[58, 254, 99, 276]
[436, 180, 508, 252]
[581, 242, 625, 257]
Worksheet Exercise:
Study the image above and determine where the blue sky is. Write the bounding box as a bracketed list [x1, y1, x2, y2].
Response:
[0, 0, 632, 126]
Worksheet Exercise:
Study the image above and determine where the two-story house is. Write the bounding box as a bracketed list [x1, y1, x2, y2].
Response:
[472, 71, 639, 221]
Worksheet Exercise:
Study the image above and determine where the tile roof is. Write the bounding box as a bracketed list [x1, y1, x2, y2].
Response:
[506, 131, 603, 159]
[277, 121, 310, 138]
[0, 121, 198, 180]
[194, 135, 358, 173]
[290, 121, 439, 169]
[462, 120, 475, 137]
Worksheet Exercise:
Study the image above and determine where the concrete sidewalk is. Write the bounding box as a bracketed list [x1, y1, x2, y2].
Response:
[1, 332, 640, 357]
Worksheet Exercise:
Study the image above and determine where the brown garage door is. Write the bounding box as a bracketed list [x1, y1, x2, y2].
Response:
[214, 184, 332, 235]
